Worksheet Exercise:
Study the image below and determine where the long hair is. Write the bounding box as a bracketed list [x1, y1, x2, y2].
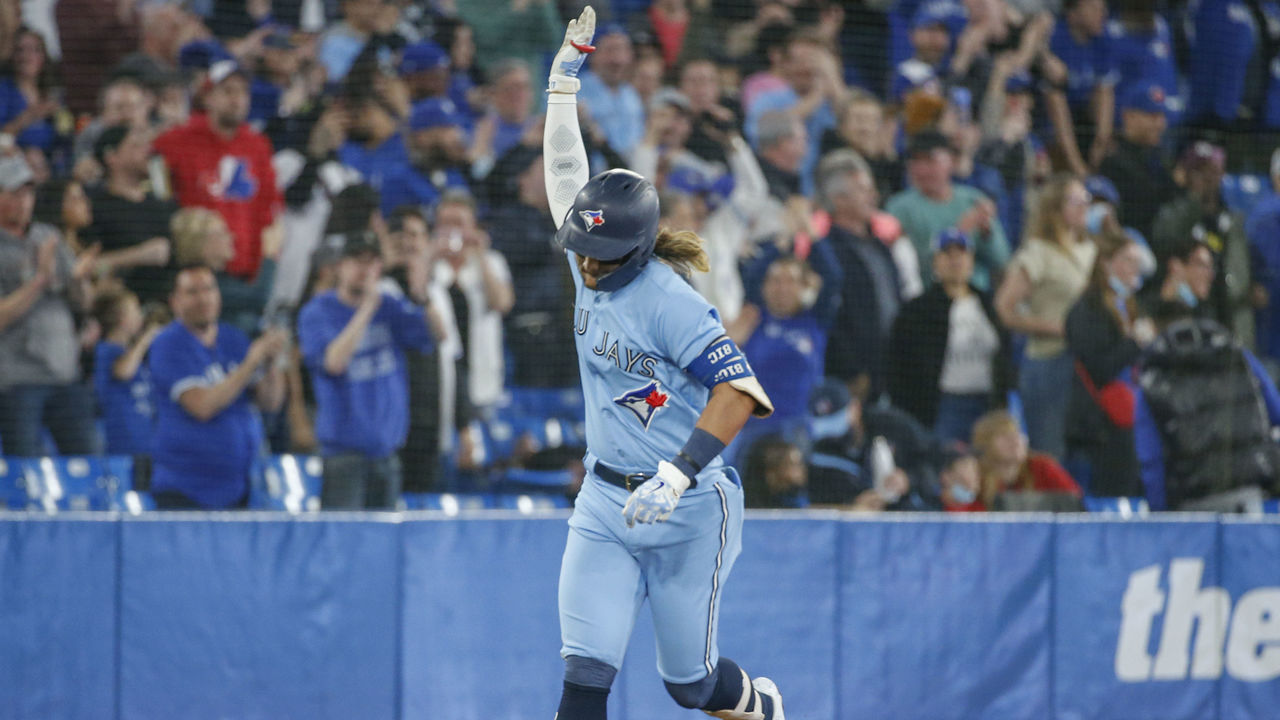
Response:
[971, 410, 1034, 507]
[1026, 173, 1080, 248]
[2, 26, 57, 93]
[653, 227, 710, 276]
[1085, 227, 1139, 332]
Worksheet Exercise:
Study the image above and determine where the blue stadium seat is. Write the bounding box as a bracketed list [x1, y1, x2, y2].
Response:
[1220, 174, 1269, 217]
[400, 492, 493, 513]
[492, 493, 571, 512]
[20, 456, 122, 512]
[0, 457, 31, 509]
[1263, 499, 1279, 514]
[1083, 496, 1151, 517]
[254, 454, 324, 513]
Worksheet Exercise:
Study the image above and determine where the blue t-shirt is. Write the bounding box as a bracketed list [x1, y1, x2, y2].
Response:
[298, 289, 434, 458]
[1106, 16, 1182, 124]
[1186, 0, 1260, 124]
[569, 256, 736, 491]
[1049, 21, 1117, 111]
[338, 133, 451, 215]
[249, 77, 282, 124]
[0, 78, 55, 150]
[743, 310, 827, 427]
[578, 71, 645, 156]
[93, 341, 154, 456]
[148, 322, 262, 508]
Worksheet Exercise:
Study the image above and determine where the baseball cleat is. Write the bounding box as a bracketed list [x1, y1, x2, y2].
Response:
[753, 677, 784, 720]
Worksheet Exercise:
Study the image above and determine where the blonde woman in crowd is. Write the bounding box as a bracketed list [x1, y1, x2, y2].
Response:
[995, 174, 1095, 459]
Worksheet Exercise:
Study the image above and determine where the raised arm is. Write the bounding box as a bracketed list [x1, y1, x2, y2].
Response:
[543, 7, 596, 231]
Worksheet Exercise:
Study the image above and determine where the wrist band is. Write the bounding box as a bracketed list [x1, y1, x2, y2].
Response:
[670, 428, 726, 487]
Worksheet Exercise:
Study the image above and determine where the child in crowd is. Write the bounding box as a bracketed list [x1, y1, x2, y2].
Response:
[92, 285, 163, 456]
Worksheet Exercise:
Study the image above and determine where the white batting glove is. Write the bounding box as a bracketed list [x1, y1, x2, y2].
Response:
[547, 6, 596, 95]
[622, 461, 691, 527]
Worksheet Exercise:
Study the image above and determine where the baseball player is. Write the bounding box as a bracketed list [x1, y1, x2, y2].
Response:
[544, 9, 785, 720]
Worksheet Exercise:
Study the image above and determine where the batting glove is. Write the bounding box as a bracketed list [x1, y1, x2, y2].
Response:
[547, 5, 596, 95]
[622, 461, 691, 527]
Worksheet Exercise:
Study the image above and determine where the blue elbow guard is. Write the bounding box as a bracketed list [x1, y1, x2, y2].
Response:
[686, 336, 754, 389]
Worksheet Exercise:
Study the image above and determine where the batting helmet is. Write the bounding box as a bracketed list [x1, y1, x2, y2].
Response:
[556, 169, 660, 291]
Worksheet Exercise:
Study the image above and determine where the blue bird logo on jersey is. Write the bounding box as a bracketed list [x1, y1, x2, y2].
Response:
[613, 380, 669, 430]
[579, 208, 605, 231]
[206, 155, 258, 200]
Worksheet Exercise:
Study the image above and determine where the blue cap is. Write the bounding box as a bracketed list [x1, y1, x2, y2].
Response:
[666, 165, 735, 208]
[1085, 175, 1120, 206]
[912, 1, 957, 32]
[807, 380, 853, 440]
[1005, 71, 1033, 94]
[933, 227, 972, 252]
[409, 98, 464, 131]
[263, 27, 296, 50]
[399, 41, 449, 76]
[178, 39, 233, 71]
[1120, 81, 1168, 115]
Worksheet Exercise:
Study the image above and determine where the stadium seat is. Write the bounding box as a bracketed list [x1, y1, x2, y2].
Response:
[1220, 173, 1269, 217]
[502, 387, 586, 423]
[254, 454, 324, 513]
[0, 457, 31, 509]
[1263, 499, 1279, 514]
[493, 493, 571, 512]
[1083, 496, 1151, 517]
[18, 456, 123, 512]
[400, 492, 493, 514]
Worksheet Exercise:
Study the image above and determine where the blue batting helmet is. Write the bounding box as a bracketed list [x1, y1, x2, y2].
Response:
[556, 169, 660, 291]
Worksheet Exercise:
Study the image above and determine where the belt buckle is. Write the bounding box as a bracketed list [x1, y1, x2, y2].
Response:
[624, 473, 646, 492]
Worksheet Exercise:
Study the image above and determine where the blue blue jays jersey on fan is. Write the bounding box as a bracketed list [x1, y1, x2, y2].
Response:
[93, 341, 154, 456]
[148, 322, 262, 508]
[1049, 20, 1117, 111]
[1186, 0, 1259, 124]
[298, 289, 434, 458]
[1106, 16, 1182, 124]
[568, 253, 729, 492]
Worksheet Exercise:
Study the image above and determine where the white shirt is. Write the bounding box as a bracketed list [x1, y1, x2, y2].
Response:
[939, 295, 1000, 394]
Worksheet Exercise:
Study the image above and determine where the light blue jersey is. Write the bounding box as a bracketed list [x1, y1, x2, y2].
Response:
[568, 253, 731, 490]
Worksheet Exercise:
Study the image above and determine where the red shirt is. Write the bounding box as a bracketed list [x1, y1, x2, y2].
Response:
[648, 6, 688, 69]
[154, 114, 280, 279]
[945, 454, 1083, 512]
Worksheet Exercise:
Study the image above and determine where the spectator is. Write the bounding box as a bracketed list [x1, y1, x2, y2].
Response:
[820, 90, 903, 201]
[1246, 149, 1280, 360]
[404, 98, 472, 209]
[82, 125, 176, 304]
[299, 231, 436, 509]
[248, 29, 303, 126]
[888, 228, 1014, 444]
[399, 41, 452, 105]
[975, 65, 1045, 244]
[742, 435, 810, 508]
[111, 4, 198, 91]
[578, 24, 645, 157]
[1139, 313, 1280, 511]
[886, 129, 1010, 292]
[728, 255, 831, 464]
[813, 149, 901, 403]
[154, 60, 281, 282]
[32, 177, 92, 254]
[1106, 0, 1182, 128]
[0, 26, 65, 158]
[746, 31, 846, 196]
[1064, 227, 1151, 496]
[458, 0, 561, 78]
[631, 0, 718, 71]
[488, 147, 578, 390]
[0, 153, 98, 456]
[753, 109, 806, 202]
[1097, 80, 1178, 241]
[1144, 235, 1217, 320]
[318, 0, 393, 84]
[147, 264, 286, 509]
[969, 409, 1082, 509]
[938, 445, 983, 511]
[337, 91, 430, 220]
[1044, 0, 1116, 175]
[804, 378, 941, 510]
[480, 59, 538, 163]
[740, 19, 793, 111]
[995, 174, 1096, 459]
[631, 51, 666, 110]
[91, 285, 161, 457]
[1153, 140, 1263, 348]
[679, 58, 743, 167]
[889, 3, 952, 103]
[434, 16, 481, 120]
[71, 76, 153, 180]
[171, 206, 279, 337]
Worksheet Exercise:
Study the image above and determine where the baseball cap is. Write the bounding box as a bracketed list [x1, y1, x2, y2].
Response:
[263, 28, 297, 51]
[0, 154, 34, 191]
[933, 227, 972, 253]
[807, 379, 853, 441]
[1004, 71, 1033, 95]
[398, 41, 450, 76]
[911, 2, 955, 32]
[340, 231, 381, 258]
[1179, 140, 1226, 172]
[1120, 81, 1168, 115]
[905, 129, 953, 158]
[649, 87, 692, 114]
[1084, 175, 1120, 206]
[178, 39, 233, 72]
[206, 59, 248, 86]
[409, 97, 464, 131]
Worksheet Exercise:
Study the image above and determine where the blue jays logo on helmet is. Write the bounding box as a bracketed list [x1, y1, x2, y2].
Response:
[613, 380, 669, 430]
[578, 209, 605, 231]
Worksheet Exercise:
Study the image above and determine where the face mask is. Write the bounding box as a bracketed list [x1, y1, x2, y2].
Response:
[1177, 281, 1198, 307]
[1086, 204, 1111, 235]
[949, 482, 977, 505]
[1108, 274, 1131, 299]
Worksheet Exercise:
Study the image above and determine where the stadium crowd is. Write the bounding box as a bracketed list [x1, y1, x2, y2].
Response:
[2, 0, 1280, 513]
